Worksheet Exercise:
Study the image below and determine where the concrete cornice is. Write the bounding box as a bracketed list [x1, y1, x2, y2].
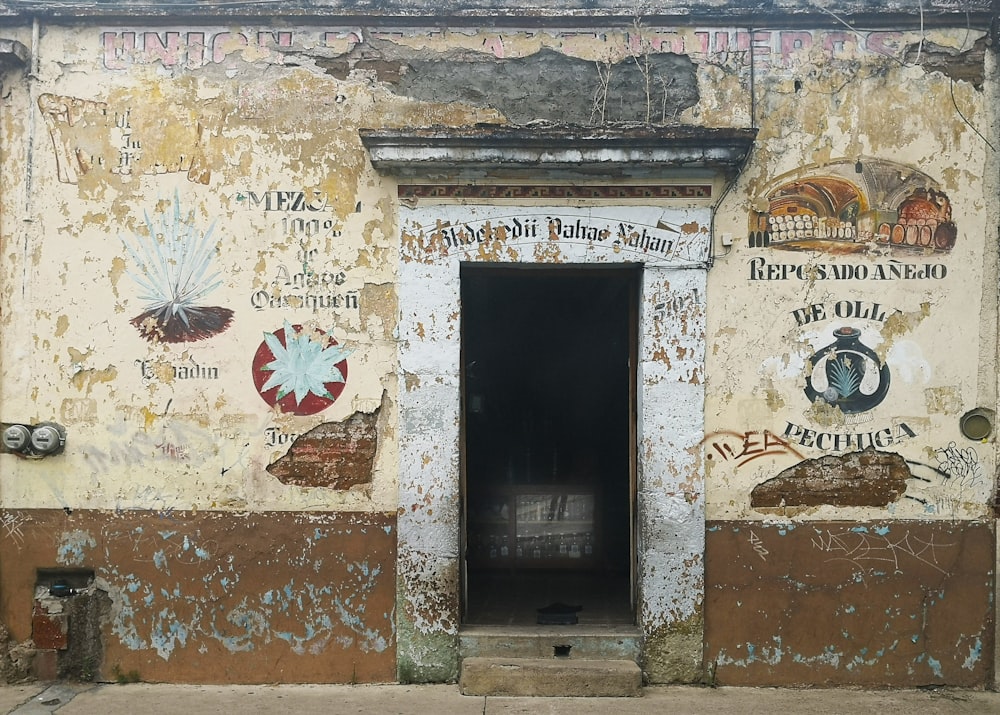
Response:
[359, 124, 757, 179]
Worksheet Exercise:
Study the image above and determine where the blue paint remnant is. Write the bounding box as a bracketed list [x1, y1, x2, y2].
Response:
[791, 645, 841, 668]
[963, 638, 983, 670]
[707, 525, 721, 532]
[56, 530, 97, 566]
[912, 634, 920, 643]
[102, 567, 149, 652]
[851, 526, 869, 533]
[874, 526, 890, 536]
[211, 606, 266, 653]
[846, 649, 878, 671]
[927, 655, 944, 678]
[844, 605, 856, 614]
[159, 530, 177, 539]
[383, 525, 393, 534]
[102, 532, 394, 662]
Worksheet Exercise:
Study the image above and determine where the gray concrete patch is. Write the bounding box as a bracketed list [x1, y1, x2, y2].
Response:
[2, 683, 998, 714]
[0, 685, 44, 714]
[486, 686, 1000, 714]
[56, 684, 484, 715]
[461, 658, 641, 697]
[9, 684, 92, 714]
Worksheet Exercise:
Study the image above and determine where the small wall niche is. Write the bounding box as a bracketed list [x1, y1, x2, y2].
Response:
[36, 568, 94, 595]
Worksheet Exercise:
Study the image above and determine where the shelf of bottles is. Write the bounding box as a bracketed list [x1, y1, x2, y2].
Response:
[468, 488, 596, 568]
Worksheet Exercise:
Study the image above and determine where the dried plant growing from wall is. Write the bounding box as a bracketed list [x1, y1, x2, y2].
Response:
[591, 15, 691, 126]
[591, 58, 613, 124]
[630, 18, 654, 123]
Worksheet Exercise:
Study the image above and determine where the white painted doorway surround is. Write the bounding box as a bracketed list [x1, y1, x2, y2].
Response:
[395, 201, 711, 680]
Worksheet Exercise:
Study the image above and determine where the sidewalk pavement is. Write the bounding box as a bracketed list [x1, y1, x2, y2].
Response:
[2, 681, 999, 714]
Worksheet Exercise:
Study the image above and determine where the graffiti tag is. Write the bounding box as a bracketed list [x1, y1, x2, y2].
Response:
[811, 528, 954, 581]
[703, 430, 804, 469]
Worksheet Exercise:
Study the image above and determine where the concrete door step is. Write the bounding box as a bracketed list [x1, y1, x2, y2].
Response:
[458, 624, 642, 661]
[459, 656, 642, 697]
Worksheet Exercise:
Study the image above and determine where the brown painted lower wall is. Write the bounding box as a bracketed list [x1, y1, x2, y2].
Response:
[0, 509, 396, 684]
[705, 520, 995, 687]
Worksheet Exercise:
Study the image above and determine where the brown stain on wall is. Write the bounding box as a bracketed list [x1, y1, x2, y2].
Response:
[70, 366, 118, 393]
[0, 509, 396, 684]
[705, 520, 994, 687]
[359, 283, 398, 340]
[924, 385, 963, 414]
[881, 302, 931, 343]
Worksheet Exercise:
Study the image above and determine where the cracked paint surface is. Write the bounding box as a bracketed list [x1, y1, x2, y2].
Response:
[705, 521, 994, 687]
[706, 23, 994, 522]
[0, 509, 396, 683]
[0, 6, 995, 689]
[398, 203, 711, 682]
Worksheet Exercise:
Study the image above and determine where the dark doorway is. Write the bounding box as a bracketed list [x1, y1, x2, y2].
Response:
[461, 264, 638, 626]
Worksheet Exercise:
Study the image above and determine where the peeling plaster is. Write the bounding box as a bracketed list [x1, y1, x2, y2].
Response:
[397, 202, 710, 681]
[751, 447, 910, 509]
[266, 401, 381, 489]
[0, 10, 996, 689]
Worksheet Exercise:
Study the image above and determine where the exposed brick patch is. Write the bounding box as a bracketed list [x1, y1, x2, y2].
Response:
[32, 602, 68, 651]
[266, 408, 379, 489]
[750, 447, 909, 508]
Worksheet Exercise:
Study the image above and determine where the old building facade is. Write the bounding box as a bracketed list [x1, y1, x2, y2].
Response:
[0, 0, 997, 689]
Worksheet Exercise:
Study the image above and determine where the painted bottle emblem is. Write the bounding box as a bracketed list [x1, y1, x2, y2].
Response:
[804, 327, 890, 414]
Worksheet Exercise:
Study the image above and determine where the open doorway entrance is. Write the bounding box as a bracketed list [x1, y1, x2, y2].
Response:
[461, 264, 638, 626]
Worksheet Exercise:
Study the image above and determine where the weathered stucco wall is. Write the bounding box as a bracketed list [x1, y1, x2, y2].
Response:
[704, 24, 998, 685]
[0, 10, 996, 687]
[705, 520, 993, 686]
[0, 509, 396, 682]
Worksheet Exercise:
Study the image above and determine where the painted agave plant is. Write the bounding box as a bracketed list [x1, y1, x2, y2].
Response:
[252, 321, 353, 416]
[122, 193, 233, 343]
